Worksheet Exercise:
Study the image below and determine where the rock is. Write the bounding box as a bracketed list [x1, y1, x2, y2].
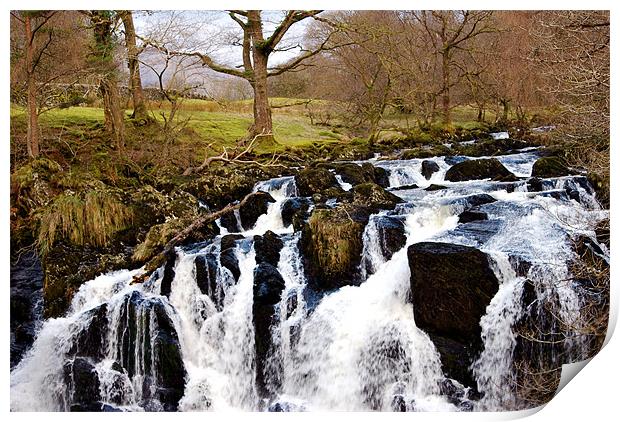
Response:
[388, 184, 418, 191]
[113, 292, 186, 411]
[301, 206, 369, 290]
[254, 230, 284, 266]
[281, 197, 312, 231]
[445, 158, 515, 182]
[527, 177, 544, 192]
[194, 254, 223, 310]
[462, 193, 497, 208]
[374, 216, 407, 261]
[68, 303, 109, 360]
[159, 250, 177, 298]
[531, 156, 572, 178]
[64, 357, 101, 409]
[220, 234, 244, 281]
[425, 184, 447, 191]
[369, 164, 390, 188]
[10, 250, 43, 368]
[295, 167, 342, 197]
[352, 183, 403, 211]
[329, 163, 374, 186]
[219, 210, 240, 232]
[408, 242, 500, 388]
[421, 160, 440, 180]
[449, 219, 503, 245]
[458, 210, 488, 224]
[253, 263, 286, 398]
[239, 191, 276, 231]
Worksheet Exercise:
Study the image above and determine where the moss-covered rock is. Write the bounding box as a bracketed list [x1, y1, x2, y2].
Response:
[301, 205, 370, 290]
[352, 183, 403, 211]
[295, 166, 342, 197]
[445, 158, 516, 182]
[531, 156, 573, 178]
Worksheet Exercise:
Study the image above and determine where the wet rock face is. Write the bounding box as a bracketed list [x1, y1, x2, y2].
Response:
[374, 216, 407, 261]
[194, 254, 223, 310]
[295, 167, 342, 197]
[407, 242, 500, 388]
[220, 234, 244, 281]
[10, 250, 43, 368]
[64, 357, 101, 410]
[445, 158, 516, 182]
[68, 304, 109, 360]
[254, 230, 284, 267]
[421, 160, 440, 180]
[239, 191, 276, 230]
[253, 262, 286, 398]
[301, 206, 370, 291]
[352, 183, 403, 211]
[281, 197, 312, 231]
[531, 156, 572, 178]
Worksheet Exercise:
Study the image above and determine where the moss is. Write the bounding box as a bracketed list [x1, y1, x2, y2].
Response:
[531, 156, 572, 178]
[37, 187, 133, 255]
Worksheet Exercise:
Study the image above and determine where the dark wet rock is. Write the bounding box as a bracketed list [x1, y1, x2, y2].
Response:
[458, 210, 488, 224]
[301, 205, 370, 291]
[449, 219, 503, 245]
[374, 216, 407, 261]
[328, 163, 374, 186]
[64, 357, 101, 409]
[509, 255, 532, 278]
[194, 254, 223, 310]
[463, 193, 497, 208]
[531, 156, 572, 178]
[388, 183, 419, 191]
[10, 250, 43, 368]
[295, 167, 342, 197]
[239, 191, 276, 230]
[370, 164, 391, 188]
[254, 230, 284, 266]
[425, 184, 447, 191]
[352, 183, 403, 211]
[445, 158, 515, 182]
[527, 177, 544, 192]
[281, 197, 312, 231]
[220, 234, 244, 281]
[408, 242, 500, 388]
[421, 160, 440, 180]
[113, 292, 186, 411]
[219, 210, 240, 232]
[68, 303, 109, 360]
[253, 263, 286, 398]
[444, 156, 468, 166]
[391, 395, 407, 412]
[159, 250, 177, 298]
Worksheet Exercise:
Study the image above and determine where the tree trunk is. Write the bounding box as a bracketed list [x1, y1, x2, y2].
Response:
[247, 11, 274, 142]
[119, 11, 148, 122]
[25, 15, 40, 158]
[100, 77, 125, 149]
[500, 99, 510, 123]
[441, 50, 451, 125]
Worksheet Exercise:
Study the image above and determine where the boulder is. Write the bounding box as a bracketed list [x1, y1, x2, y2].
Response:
[159, 250, 177, 298]
[220, 234, 244, 281]
[64, 357, 101, 410]
[219, 210, 240, 232]
[301, 206, 370, 290]
[194, 254, 223, 310]
[421, 160, 440, 180]
[352, 183, 403, 211]
[368, 164, 391, 188]
[445, 158, 515, 182]
[527, 177, 544, 192]
[408, 242, 500, 388]
[295, 167, 342, 197]
[281, 197, 312, 231]
[329, 163, 374, 186]
[239, 191, 276, 230]
[374, 216, 407, 261]
[68, 303, 109, 360]
[531, 156, 572, 178]
[254, 230, 284, 266]
[253, 263, 286, 398]
[425, 184, 447, 191]
[458, 210, 488, 224]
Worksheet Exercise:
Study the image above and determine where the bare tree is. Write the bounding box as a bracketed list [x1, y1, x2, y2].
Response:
[411, 11, 496, 125]
[118, 10, 149, 123]
[144, 10, 342, 145]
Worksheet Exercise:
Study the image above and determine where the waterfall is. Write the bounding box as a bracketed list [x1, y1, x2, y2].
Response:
[11, 150, 608, 412]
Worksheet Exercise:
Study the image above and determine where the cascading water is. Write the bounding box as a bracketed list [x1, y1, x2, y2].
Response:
[11, 151, 608, 412]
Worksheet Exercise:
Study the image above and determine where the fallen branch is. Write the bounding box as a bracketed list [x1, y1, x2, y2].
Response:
[131, 191, 257, 284]
[183, 132, 285, 175]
